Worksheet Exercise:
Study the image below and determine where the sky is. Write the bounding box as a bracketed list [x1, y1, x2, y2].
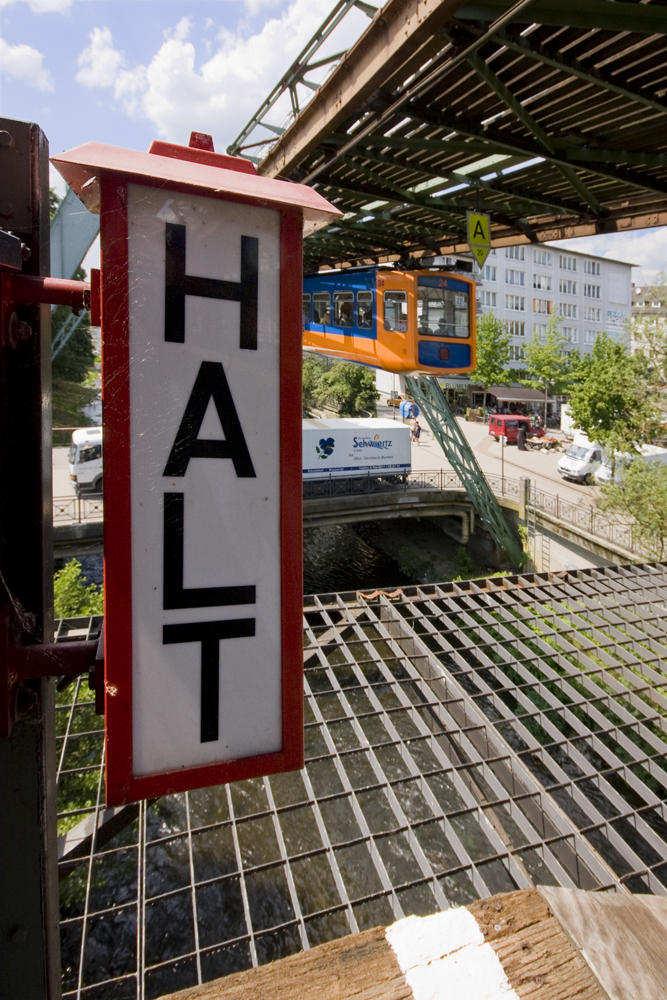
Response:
[1, 0, 666, 283]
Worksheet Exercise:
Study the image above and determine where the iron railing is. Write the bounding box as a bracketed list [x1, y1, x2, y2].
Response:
[54, 474, 642, 555]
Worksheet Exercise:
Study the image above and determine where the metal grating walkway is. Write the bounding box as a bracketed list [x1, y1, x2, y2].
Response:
[56, 563, 667, 999]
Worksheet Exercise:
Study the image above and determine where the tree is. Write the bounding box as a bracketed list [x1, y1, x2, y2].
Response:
[522, 317, 578, 424]
[470, 312, 512, 413]
[312, 360, 379, 416]
[629, 273, 667, 415]
[51, 264, 95, 383]
[302, 353, 328, 414]
[597, 458, 667, 559]
[568, 333, 660, 475]
[54, 559, 104, 618]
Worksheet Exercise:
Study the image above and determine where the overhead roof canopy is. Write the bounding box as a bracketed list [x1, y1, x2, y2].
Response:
[254, 0, 667, 270]
[487, 386, 552, 402]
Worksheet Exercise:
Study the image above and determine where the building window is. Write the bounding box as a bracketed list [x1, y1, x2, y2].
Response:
[507, 320, 525, 337]
[584, 283, 601, 298]
[506, 245, 525, 261]
[509, 345, 525, 361]
[559, 278, 577, 295]
[484, 264, 497, 281]
[584, 329, 598, 345]
[533, 249, 552, 266]
[505, 294, 525, 311]
[533, 273, 552, 291]
[480, 291, 497, 307]
[584, 260, 600, 275]
[560, 302, 577, 318]
[505, 269, 525, 286]
[533, 298, 552, 315]
[562, 327, 577, 343]
[584, 306, 601, 322]
[560, 254, 577, 271]
[534, 323, 547, 339]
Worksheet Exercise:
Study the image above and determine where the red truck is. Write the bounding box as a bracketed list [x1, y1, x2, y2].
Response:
[488, 414, 545, 444]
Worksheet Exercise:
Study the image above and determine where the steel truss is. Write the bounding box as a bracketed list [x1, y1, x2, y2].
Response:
[404, 375, 524, 566]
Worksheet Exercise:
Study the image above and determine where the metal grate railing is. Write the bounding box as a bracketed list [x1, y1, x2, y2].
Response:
[55, 562, 667, 998]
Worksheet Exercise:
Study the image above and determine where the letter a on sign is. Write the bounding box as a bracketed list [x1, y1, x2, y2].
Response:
[51, 135, 341, 804]
[466, 211, 491, 269]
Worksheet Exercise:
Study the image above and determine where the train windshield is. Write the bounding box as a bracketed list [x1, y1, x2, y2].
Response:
[417, 279, 469, 338]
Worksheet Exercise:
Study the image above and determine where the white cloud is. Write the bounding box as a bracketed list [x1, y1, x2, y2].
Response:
[551, 228, 667, 285]
[73, 0, 369, 149]
[76, 26, 124, 89]
[0, 0, 73, 11]
[0, 37, 53, 90]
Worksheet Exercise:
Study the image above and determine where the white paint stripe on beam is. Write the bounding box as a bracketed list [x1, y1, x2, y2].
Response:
[386, 909, 520, 1000]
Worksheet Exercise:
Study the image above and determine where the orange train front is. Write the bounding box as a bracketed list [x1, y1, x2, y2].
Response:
[302, 267, 477, 375]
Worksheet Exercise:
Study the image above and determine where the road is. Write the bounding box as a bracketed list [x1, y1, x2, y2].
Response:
[375, 401, 596, 508]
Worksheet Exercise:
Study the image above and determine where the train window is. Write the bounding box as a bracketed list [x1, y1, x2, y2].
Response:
[302, 294, 311, 325]
[334, 291, 354, 327]
[357, 291, 373, 328]
[383, 291, 408, 332]
[417, 281, 469, 338]
[313, 292, 331, 324]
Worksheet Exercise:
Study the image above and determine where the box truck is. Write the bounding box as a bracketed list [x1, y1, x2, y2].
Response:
[594, 444, 667, 485]
[68, 427, 103, 497]
[303, 418, 411, 481]
[557, 431, 603, 483]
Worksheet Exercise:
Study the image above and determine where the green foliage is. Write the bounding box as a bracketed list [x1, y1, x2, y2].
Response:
[522, 317, 579, 422]
[470, 313, 512, 408]
[568, 333, 660, 465]
[54, 559, 104, 618]
[306, 357, 379, 416]
[52, 266, 95, 384]
[302, 353, 328, 414]
[629, 274, 667, 413]
[598, 458, 667, 559]
[49, 186, 61, 220]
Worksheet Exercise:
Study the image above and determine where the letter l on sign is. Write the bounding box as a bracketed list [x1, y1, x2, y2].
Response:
[51, 134, 341, 804]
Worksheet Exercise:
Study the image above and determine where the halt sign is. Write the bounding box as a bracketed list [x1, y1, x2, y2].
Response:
[52, 136, 340, 804]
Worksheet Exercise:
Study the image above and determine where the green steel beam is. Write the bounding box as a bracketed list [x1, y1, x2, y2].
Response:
[342, 144, 588, 217]
[404, 376, 524, 566]
[327, 132, 505, 157]
[457, 0, 667, 34]
[407, 98, 667, 201]
[492, 28, 667, 119]
[465, 50, 604, 215]
[227, 0, 376, 156]
[316, 179, 470, 230]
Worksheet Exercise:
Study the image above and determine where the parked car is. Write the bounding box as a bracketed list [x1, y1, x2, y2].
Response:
[488, 414, 545, 444]
[386, 393, 412, 408]
[557, 431, 602, 483]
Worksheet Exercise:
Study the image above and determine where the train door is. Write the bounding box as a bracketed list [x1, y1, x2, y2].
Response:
[376, 271, 416, 371]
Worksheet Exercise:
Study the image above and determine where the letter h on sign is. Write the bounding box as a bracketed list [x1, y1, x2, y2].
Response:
[51, 133, 340, 804]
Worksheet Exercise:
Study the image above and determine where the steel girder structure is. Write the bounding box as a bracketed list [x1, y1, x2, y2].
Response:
[239, 0, 667, 270]
[226, 0, 378, 164]
[404, 376, 524, 566]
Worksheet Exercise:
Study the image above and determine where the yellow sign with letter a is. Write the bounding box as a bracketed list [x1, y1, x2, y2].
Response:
[466, 211, 491, 269]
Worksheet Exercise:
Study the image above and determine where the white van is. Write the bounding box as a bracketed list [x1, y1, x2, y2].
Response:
[557, 431, 602, 484]
[595, 444, 667, 485]
[68, 427, 103, 497]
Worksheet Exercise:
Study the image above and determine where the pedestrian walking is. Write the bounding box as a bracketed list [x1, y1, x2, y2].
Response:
[516, 425, 526, 451]
[412, 421, 422, 446]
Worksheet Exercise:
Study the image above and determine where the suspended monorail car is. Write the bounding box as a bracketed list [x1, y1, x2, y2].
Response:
[302, 267, 476, 375]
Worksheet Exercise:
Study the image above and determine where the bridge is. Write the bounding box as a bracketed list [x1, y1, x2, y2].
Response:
[54, 471, 641, 569]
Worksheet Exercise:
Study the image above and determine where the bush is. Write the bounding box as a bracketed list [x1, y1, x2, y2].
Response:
[54, 559, 104, 618]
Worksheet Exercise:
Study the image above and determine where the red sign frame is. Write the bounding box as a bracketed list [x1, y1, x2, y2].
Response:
[100, 171, 305, 805]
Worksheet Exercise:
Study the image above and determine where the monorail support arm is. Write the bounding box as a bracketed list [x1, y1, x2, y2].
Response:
[404, 375, 524, 566]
